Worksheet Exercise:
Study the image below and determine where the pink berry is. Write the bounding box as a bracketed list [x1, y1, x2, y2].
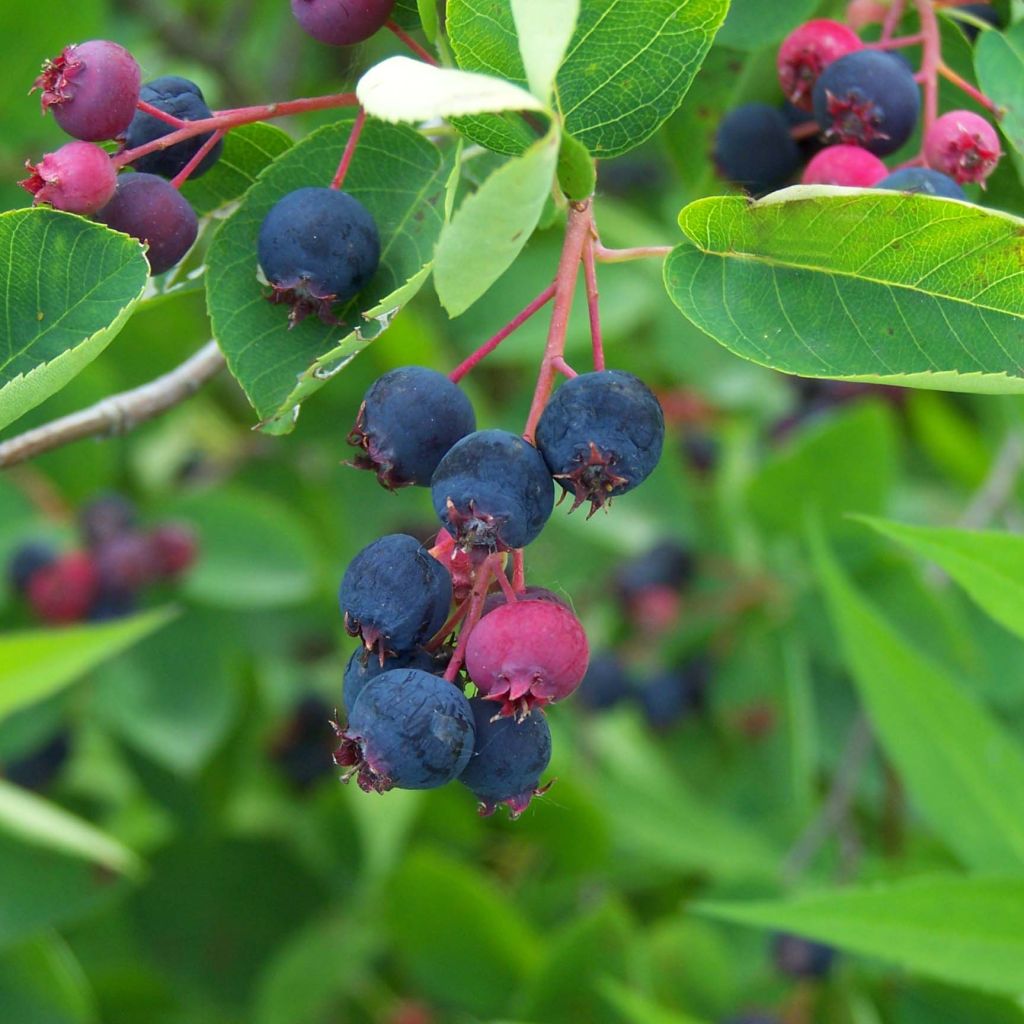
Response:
[801, 144, 888, 186]
[32, 40, 141, 142]
[20, 141, 116, 214]
[465, 599, 589, 718]
[27, 552, 99, 624]
[150, 523, 198, 578]
[923, 110, 1001, 184]
[290, 0, 396, 46]
[428, 528, 477, 604]
[778, 19, 863, 111]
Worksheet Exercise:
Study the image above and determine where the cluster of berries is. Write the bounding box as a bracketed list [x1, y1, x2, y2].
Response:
[7, 494, 197, 624]
[333, 364, 665, 816]
[714, 2, 1003, 201]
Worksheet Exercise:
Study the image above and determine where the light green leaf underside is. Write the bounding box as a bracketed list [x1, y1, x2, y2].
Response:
[0, 209, 149, 433]
[511, 0, 580, 100]
[665, 189, 1024, 393]
[975, 24, 1024, 163]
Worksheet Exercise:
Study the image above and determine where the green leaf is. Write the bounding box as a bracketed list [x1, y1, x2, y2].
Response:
[557, 131, 597, 201]
[0, 936, 97, 1024]
[811, 526, 1024, 872]
[714, 0, 817, 51]
[511, 0, 579, 100]
[0, 608, 177, 724]
[434, 126, 559, 316]
[206, 116, 456, 431]
[447, 0, 728, 157]
[859, 516, 1024, 642]
[181, 122, 293, 217]
[0, 209, 149, 433]
[665, 190, 1024, 394]
[696, 875, 1024, 998]
[600, 981, 711, 1024]
[975, 24, 1024, 162]
[416, 0, 439, 41]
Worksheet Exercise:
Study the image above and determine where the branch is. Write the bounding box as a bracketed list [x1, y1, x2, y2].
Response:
[959, 431, 1024, 530]
[0, 341, 226, 469]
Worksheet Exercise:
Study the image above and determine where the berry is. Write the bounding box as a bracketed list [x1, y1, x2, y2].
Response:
[923, 110, 1001, 185]
[876, 167, 967, 200]
[465, 598, 589, 717]
[291, 0, 396, 45]
[954, 3, 1002, 42]
[149, 523, 199, 578]
[639, 658, 711, 730]
[812, 50, 920, 155]
[258, 186, 381, 326]
[333, 668, 475, 792]
[8, 541, 57, 595]
[777, 19, 863, 111]
[713, 103, 802, 196]
[20, 141, 116, 215]
[801, 144, 888, 187]
[269, 695, 339, 791]
[481, 585, 569, 617]
[123, 76, 224, 180]
[680, 429, 719, 476]
[536, 370, 665, 516]
[577, 652, 632, 711]
[3, 731, 73, 791]
[33, 40, 141, 141]
[343, 646, 442, 716]
[339, 534, 452, 661]
[78, 493, 137, 547]
[458, 697, 552, 817]
[780, 102, 825, 162]
[348, 366, 476, 489]
[614, 540, 695, 603]
[96, 173, 199, 275]
[772, 933, 836, 979]
[94, 531, 161, 596]
[27, 552, 99, 624]
[431, 430, 554, 551]
[87, 591, 138, 621]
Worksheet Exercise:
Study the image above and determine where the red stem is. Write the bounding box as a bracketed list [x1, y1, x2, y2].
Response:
[582, 236, 605, 372]
[495, 567, 518, 603]
[592, 241, 672, 263]
[169, 129, 225, 189]
[937, 62, 1001, 113]
[914, 0, 940, 132]
[385, 19, 439, 66]
[551, 356, 577, 378]
[865, 33, 925, 49]
[331, 108, 366, 189]
[512, 550, 525, 592]
[136, 99, 187, 128]
[881, 0, 907, 41]
[443, 557, 497, 682]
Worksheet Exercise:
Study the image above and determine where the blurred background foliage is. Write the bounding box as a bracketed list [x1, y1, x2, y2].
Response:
[1, 1, 1024, 1023]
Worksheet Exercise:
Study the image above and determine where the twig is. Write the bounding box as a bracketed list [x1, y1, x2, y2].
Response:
[581, 237, 605, 371]
[0, 341, 226, 469]
[958, 431, 1024, 530]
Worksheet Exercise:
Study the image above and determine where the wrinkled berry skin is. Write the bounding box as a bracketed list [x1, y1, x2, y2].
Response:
[713, 103, 802, 196]
[777, 19, 863, 111]
[258, 186, 381, 326]
[78, 493, 137, 547]
[813, 50, 920, 156]
[124, 77, 224, 180]
[458, 698, 552, 817]
[339, 534, 452, 661]
[877, 167, 966, 201]
[349, 367, 476, 488]
[466, 599, 589, 717]
[801, 144, 888, 187]
[3, 731, 73, 791]
[577, 652, 632, 711]
[20, 141, 116, 215]
[772, 933, 836, 979]
[27, 552, 99, 624]
[96, 173, 199, 275]
[431, 430, 554, 551]
[536, 371, 665, 516]
[342, 646, 442, 716]
[335, 669, 475, 792]
[923, 110, 1001, 185]
[291, 0, 396, 46]
[8, 542, 58, 596]
[33, 40, 141, 142]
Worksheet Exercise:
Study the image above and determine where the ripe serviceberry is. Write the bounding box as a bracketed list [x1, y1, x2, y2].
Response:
[334, 668, 475, 792]
[342, 646, 442, 716]
[20, 141, 116, 215]
[33, 40, 141, 141]
[577, 652, 633, 711]
[27, 552, 99, 624]
[923, 110, 1001, 185]
[124, 77, 224, 179]
[431, 430, 554, 551]
[536, 370, 665, 516]
[94, 531, 161, 596]
[78, 493, 137, 547]
[639, 658, 711, 729]
[291, 0, 396, 46]
[780, 102, 825, 162]
[87, 591, 138, 621]
[96, 173, 199, 274]
[149, 523, 198, 578]
[777, 19, 863, 111]
[3, 731, 73, 791]
[458, 698, 552, 817]
[801, 144, 888, 186]
[8, 541, 57, 595]
[269, 695, 339, 791]
[713, 103, 802, 196]
[772, 933, 836, 979]
[680, 429, 719, 476]
[258, 186, 381, 326]
[813, 50, 920, 155]
[348, 367, 476, 488]
[877, 167, 967, 200]
[339, 534, 452, 661]
[465, 598, 589, 717]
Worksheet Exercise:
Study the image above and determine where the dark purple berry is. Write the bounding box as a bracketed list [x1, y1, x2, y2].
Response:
[954, 3, 1001, 42]
[431, 430, 554, 551]
[96, 173, 199, 275]
[772, 933, 836, 979]
[77, 493, 137, 548]
[638, 658, 711, 730]
[123, 76, 224, 180]
[291, 0, 396, 45]
[258, 186, 381, 326]
[93, 530, 161, 596]
[342, 646, 443, 716]
[3, 731, 73, 791]
[680, 430, 719, 476]
[339, 534, 452, 662]
[713, 104, 802, 196]
[458, 697, 552, 817]
[87, 590, 138, 621]
[812, 50, 920, 156]
[876, 167, 967, 201]
[20, 141, 116, 214]
[614, 540, 695, 603]
[33, 40, 141, 141]
[269, 695, 338, 791]
[536, 370, 664, 516]
[333, 668, 475, 792]
[577, 652, 632, 711]
[348, 366, 476, 489]
[8, 541, 58, 596]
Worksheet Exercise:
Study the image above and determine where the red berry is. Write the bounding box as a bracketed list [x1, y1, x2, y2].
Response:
[778, 19, 863, 111]
[923, 110, 1001, 184]
[149, 523, 198, 578]
[465, 599, 589, 717]
[20, 141, 116, 215]
[27, 552, 99, 624]
[801, 144, 888, 186]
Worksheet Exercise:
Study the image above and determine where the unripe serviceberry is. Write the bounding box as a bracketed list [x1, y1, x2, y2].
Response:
[713, 104, 802, 196]
[27, 552, 99, 624]
[924, 110, 1001, 185]
[777, 19, 863, 111]
[149, 523, 198, 578]
[33, 40, 141, 141]
[291, 0, 396, 46]
[877, 167, 967, 200]
[465, 598, 589, 717]
[801, 144, 888, 186]
[20, 141, 116, 215]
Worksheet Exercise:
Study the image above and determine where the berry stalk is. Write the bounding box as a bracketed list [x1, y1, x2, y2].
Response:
[385, 19, 439, 66]
[914, 0, 941, 131]
[169, 128, 225, 188]
[581, 236, 605, 372]
[136, 98, 188, 128]
[330, 107, 367, 189]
